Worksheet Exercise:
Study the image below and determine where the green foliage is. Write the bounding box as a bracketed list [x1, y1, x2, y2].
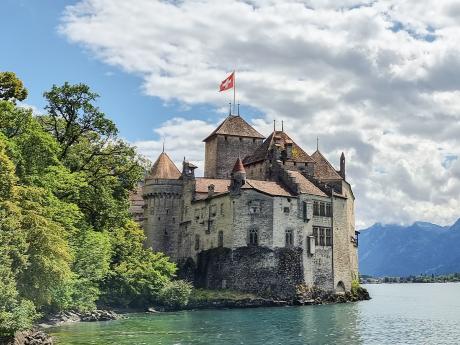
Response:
[0, 79, 180, 335]
[101, 221, 176, 307]
[351, 279, 360, 295]
[0, 72, 28, 103]
[158, 280, 193, 308]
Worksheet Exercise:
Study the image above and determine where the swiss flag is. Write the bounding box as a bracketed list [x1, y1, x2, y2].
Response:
[219, 72, 234, 92]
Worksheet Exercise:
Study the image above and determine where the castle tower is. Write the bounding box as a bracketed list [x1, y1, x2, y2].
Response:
[143, 151, 182, 260]
[203, 115, 264, 179]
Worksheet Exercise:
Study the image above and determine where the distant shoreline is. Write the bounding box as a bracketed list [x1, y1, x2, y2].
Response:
[361, 273, 460, 285]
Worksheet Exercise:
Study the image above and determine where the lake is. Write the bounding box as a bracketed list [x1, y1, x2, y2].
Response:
[49, 283, 460, 344]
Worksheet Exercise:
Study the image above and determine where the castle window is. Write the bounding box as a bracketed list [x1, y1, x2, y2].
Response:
[285, 229, 293, 247]
[319, 228, 325, 246]
[224, 136, 228, 141]
[302, 202, 307, 221]
[253, 138, 256, 143]
[326, 228, 332, 246]
[239, 137, 242, 142]
[320, 202, 326, 216]
[220, 203, 224, 215]
[195, 235, 200, 250]
[172, 217, 175, 223]
[249, 228, 258, 246]
[313, 201, 319, 216]
[166, 209, 169, 214]
[158, 217, 161, 221]
[210, 204, 217, 217]
[326, 203, 332, 217]
[218, 231, 224, 247]
[284, 207, 290, 214]
[313, 227, 319, 245]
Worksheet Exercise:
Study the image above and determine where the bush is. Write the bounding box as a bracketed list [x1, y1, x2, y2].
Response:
[158, 280, 193, 308]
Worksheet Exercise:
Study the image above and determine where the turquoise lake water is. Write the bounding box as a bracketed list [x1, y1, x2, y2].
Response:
[49, 283, 460, 344]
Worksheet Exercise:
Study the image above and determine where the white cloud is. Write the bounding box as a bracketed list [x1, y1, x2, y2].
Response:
[60, 0, 460, 227]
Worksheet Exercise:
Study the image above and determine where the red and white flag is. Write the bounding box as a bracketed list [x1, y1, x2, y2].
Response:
[219, 72, 234, 92]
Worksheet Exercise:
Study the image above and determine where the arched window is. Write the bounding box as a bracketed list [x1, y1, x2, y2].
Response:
[285, 229, 293, 247]
[336, 281, 346, 294]
[218, 231, 224, 247]
[249, 228, 258, 246]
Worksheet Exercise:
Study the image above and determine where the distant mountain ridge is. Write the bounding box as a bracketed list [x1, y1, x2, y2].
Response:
[358, 218, 460, 277]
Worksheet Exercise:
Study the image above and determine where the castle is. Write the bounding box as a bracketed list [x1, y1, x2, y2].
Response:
[131, 113, 359, 299]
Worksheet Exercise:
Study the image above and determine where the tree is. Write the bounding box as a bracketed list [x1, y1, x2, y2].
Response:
[42, 83, 117, 160]
[0, 72, 28, 103]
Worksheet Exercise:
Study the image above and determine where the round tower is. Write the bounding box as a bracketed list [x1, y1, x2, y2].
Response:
[143, 151, 182, 261]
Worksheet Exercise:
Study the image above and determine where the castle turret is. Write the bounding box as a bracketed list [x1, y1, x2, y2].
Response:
[229, 157, 246, 195]
[143, 152, 182, 260]
[203, 115, 264, 179]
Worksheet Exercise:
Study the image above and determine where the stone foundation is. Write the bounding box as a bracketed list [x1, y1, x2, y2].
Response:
[187, 246, 304, 300]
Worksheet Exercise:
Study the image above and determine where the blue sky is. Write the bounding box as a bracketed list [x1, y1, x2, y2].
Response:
[0, 0, 228, 142]
[2, 0, 460, 227]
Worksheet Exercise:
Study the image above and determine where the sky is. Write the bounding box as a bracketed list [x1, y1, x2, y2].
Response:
[1, 0, 460, 228]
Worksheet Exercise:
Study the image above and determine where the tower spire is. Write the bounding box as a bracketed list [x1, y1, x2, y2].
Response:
[273, 120, 276, 132]
[228, 102, 232, 115]
[281, 120, 284, 132]
[162, 138, 165, 153]
[316, 137, 319, 151]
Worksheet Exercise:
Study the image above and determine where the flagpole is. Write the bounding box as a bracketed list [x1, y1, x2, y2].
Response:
[233, 70, 236, 115]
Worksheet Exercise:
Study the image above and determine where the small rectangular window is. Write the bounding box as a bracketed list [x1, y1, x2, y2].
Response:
[320, 202, 326, 216]
[319, 228, 325, 246]
[195, 235, 200, 250]
[326, 228, 332, 246]
[284, 207, 290, 213]
[313, 201, 319, 216]
[326, 203, 332, 217]
[313, 227, 319, 246]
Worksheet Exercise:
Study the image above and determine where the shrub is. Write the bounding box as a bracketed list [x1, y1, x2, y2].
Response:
[158, 280, 193, 308]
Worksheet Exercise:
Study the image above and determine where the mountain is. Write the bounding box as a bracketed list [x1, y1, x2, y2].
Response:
[358, 218, 460, 277]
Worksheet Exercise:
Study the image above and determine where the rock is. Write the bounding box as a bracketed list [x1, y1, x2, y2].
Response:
[81, 310, 118, 322]
[146, 307, 160, 313]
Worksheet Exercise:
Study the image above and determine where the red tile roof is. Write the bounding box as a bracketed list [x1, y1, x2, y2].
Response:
[203, 115, 265, 142]
[311, 150, 343, 180]
[194, 177, 294, 198]
[287, 171, 327, 197]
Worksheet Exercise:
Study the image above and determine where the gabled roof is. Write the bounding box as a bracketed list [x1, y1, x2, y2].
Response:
[148, 152, 181, 180]
[203, 115, 265, 142]
[244, 131, 315, 165]
[311, 150, 342, 181]
[287, 171, 327, 197]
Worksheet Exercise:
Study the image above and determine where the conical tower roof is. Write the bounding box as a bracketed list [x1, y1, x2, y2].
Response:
[232, 157, 246, 173]
[149, 152, 181, 179]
